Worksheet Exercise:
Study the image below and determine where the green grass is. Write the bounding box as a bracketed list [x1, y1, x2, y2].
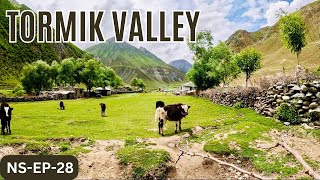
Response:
[0, 92, 314, 178]
[116, 139, 170, 179]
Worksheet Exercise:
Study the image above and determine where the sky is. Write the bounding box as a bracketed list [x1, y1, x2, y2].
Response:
[16, 0, 316, 63]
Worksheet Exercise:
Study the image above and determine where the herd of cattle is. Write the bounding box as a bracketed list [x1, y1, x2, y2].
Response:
[0, 100, 190, 136]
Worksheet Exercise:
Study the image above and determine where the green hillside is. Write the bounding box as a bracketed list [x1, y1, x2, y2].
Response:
[86, 38, 185, 89]
[226, 1, 320, 83]
[0, 0, 87, 87]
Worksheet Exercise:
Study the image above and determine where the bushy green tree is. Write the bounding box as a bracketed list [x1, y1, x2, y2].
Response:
[58, 58, 77, 86]
[79, 59, 103, 92]
[187, 32, 240, 90]
[50, 61, 60, 86]
[210, 42, 240, 86]
[130, 78, 146, 90]
[21, 60, 52, 94]
[97, 67, 124, 89]
[235, 48, 262, 87]
[279, 12, 306, 65]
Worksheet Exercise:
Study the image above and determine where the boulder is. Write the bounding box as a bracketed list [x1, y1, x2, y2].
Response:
[316, 92, 320, 99]
[292, 93, 305, 98]
[284, 122, 290, 126]
[291, 85, 301, 92]
[306, 93, 313, 97]
[302, 106, 310, 110]
[301, 85, 308, 93]
[309, 87, 318, 93]
[282, 96, 290, 101]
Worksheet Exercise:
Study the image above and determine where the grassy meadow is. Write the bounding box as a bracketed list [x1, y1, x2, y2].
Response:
[1, 93, 317, 178]
[0, 93, 281, 142]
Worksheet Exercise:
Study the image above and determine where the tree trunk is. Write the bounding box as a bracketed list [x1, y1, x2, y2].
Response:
[245, 72, 249, 88]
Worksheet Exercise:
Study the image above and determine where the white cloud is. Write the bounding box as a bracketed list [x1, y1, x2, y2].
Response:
[264, 0, 316, 26]
[15, 0, 317, 63]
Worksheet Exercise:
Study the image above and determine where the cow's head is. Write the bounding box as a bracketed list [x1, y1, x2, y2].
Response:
[180, 104, 191, 116]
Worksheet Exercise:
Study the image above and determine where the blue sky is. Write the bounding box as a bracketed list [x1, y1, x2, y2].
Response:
[17, 0, 315, 62]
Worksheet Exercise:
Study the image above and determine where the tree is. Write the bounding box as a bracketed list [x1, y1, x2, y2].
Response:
[97, 67, 124, 89]
[279, 12, 306, 65]
[58, 58, 77, 86]
[21, 60, 52, 94]
[79, 59, 103, 92]
[235, 48, 262, 87]
[130, 78, 146, 90]
[210, 42, 240, 86]
[50, 61, 60, 86]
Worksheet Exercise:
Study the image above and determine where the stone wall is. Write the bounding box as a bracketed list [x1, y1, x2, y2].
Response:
[199, 81, 320, 124]
[255, 81, 320, 123]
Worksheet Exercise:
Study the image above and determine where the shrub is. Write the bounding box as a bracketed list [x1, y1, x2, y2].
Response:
[233, 101, 245, 109]
[276, 104, 300, 124]
[14, 90, 26, 97]
[13, 84, 23, 93]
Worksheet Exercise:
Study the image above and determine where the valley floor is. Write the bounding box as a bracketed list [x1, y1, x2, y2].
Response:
[0, 93, 319, 179]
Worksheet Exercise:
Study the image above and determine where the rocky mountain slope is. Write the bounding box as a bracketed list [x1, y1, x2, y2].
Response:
[86, 38, 185, 89]
[169, 59, 192, 73]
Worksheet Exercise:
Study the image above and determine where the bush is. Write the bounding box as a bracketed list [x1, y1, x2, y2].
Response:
[276, 104, 301, 124]
[13, 84, 23, 93]
[233, 101, 245, 109]
[14, 90, 26, 97]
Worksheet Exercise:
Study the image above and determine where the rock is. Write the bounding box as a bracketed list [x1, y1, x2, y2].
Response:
[182, 133, 191, 138]
[309, 123, 315, 127]
[302, 106, 310, 110]
[309, 108, 320, 118]
[309, 87, 318, 93]
[301, 118, 309, 123]
[301, 123, 314, 130]
[303, 101, 311, 106]
[306, 93, 313, 97]
[276, 99, 283, 104]
[291, 85, 301, 92]
[309, 102, 318, 109]
[192, 126, 204, 134]
[297, 100, 303, 104]
[284, 122, 290, 126]
[316, 92, 320, 98]
[282, 96, 290, 101]
[301, 85, 308, 92]
[292, 93, 305, 98]
[314, 121, 320, 126]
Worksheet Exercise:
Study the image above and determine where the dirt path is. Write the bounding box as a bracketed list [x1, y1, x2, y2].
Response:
[76, 140, 125, 180]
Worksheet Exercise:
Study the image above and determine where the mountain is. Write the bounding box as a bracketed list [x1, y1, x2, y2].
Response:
[225, 1, 320, 81]
[169, 59, 192, 73]
[86, 38, 185, 89]
[0, 0, 87, 87]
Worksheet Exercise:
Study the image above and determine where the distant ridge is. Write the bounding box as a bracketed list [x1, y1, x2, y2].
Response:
[86, 38, 185, 89]
[169, 59, 192, 73]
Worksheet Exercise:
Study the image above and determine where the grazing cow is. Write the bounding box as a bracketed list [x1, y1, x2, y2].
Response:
[100, 103, 106, 117]
[60, 101, 65, 110]
[0, 103, 13, 135]
[155, 103, 190, 136]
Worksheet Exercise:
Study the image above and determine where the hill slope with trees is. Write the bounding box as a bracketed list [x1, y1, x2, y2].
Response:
[0, 0, 87, 87]
[225, 1, 320, 79]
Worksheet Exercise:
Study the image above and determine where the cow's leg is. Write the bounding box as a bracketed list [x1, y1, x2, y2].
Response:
[8, 120, 11, 134]
[175, 121, 178, 133]
[158, 120, 164, 136]
[179, 120, 182, 131]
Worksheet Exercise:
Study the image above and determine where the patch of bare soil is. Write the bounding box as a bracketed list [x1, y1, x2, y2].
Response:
[256, 129, 320, 178]
[76, 140, 126, 180]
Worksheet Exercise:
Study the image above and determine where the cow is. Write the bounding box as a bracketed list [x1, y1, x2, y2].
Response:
[0, 103, 13, 135]
[155, 103, 190, 136]
[100, 103, 106, 117]
[59, 101, 65, 110]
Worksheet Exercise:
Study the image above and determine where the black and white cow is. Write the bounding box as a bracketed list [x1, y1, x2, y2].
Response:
[0, 103, 13, 135]
[155, 102, 190, 136]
